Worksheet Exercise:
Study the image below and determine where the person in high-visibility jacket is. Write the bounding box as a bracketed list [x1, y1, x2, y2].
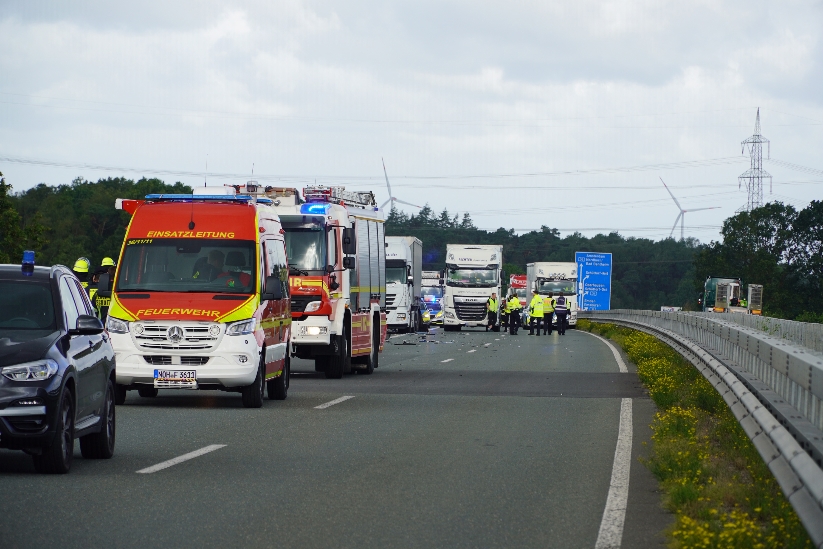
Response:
[528, 290, 544, 336]
[555, 295, 569, 335]
[94, 257, 116, 321]
[506, 291, 521, 335]
[486, 292, 499, 332]
[543, 293, 556, 335]
[72, 257, 91, 294]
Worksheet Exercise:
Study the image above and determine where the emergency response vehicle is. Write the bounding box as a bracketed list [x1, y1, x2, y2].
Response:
[259, 185, 387, 379]
[421, 271, 445, 325]
[101, 187, 291, 408]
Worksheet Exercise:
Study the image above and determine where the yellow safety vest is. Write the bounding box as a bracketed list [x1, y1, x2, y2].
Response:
[543, 297, 555, 312]
[507, 296, 520, 312]
[529, 295, 544, 318]
[488, 297, 498, 313]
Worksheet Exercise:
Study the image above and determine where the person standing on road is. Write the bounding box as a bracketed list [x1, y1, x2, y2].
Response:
[72, 257, 91, 294]
[486, 292, 499, 332]
[543, 292, 556, 335]
[555, 295, 569, 335]
[507, 291, 521, 335]
[528, 290, 544, 336]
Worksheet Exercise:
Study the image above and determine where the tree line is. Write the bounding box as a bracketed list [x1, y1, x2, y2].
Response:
[0, 174, 819, 320]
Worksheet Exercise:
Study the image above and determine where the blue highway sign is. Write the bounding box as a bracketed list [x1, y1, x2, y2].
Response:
[575, 252, 613, 311]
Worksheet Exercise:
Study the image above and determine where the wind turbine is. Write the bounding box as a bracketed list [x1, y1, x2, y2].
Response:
[660, 177, 720, 240]
[380, 158, 421, 213]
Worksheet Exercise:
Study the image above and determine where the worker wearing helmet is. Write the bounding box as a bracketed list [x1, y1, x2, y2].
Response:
[95, 258, 116, 321]
[72, 257, 91, 294]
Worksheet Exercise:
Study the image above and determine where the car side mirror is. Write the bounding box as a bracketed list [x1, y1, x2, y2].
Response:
[97, 274, 112, 298]
[343, 256, 355, 270]
[407, 275, 413, 285]
[73, 315, 104, 335]
[326, 264, 335, 274]
[261, 275, 283, 301]
[342, 228, 356, 255]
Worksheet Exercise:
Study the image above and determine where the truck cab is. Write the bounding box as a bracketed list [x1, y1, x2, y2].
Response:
[527, 262, 578, 327]
[442, 245, 503, 331]
[385, 237, 423, 333]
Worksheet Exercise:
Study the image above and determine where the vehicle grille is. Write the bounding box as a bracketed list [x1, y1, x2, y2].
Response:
[291, 295, 320, 313]
[454, 302, 487, 321]
[386, 293, 397, 308]
[134, 323, 219, 351]
[143, 355, 210, 366]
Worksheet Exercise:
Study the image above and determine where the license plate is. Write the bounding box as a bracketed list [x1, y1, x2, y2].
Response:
[154, 370, 196, 381]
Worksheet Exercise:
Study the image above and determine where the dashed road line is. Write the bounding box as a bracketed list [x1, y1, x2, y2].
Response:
[595, 398, 633, 549]
[467, 349, 476, 353]
[580, 330, 628, 373]
[441, 358, 454, 363]
[136, 444, 226, 474]
[315, 395, 355, 409]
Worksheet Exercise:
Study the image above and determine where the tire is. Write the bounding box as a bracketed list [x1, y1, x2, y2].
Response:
[325, 334, 346, 379]
[268, 355, 289, 400]
[242, 355, 265, 408]
[315, 356, 329, 372]
[33, 389, 74, 474]
[137, 386, 158, 398]
[80, 380, 116, 459]
[114, 384, 127, 405]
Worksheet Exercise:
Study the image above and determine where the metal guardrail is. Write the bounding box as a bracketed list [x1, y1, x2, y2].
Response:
[689, 311, 823, 354]
[581, 310, 823, 548]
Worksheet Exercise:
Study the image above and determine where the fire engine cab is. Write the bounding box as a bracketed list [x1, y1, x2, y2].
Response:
[236, 183, 388, 379]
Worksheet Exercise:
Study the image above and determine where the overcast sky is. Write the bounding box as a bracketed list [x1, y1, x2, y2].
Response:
[1, 1, 821, 241]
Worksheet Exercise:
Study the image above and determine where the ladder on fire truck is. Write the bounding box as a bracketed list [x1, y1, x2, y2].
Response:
[303, 185, 377, 209]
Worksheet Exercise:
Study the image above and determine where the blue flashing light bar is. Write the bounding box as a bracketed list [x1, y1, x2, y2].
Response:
[300, 203, 331, 215]
[22, 250, 35, 276]
[144, 194, 271, 204]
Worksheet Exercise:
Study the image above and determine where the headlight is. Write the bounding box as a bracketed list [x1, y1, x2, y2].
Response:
[422, 312, 431, 322]
[397, 313, 406, 320]
[2, 359, 59, 381]
[304, 301, 323, 313]
[107, 316, 128, 334]
[226, 319, 256, 336]
[445, 311, 455, 318]
[435, 311, 443, 318]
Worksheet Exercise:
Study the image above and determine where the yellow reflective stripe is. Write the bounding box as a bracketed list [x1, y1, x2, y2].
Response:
[217, 295, 258, 323]
[260, 317, 292, 329]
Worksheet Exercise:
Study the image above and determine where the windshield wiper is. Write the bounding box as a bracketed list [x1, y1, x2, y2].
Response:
[289, 266, 309, 276]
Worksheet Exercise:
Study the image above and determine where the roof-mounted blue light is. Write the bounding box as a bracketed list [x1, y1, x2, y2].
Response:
[144, 194, 258, 203]
[22, 250, 34, 276]
[300, 203, 330, 215]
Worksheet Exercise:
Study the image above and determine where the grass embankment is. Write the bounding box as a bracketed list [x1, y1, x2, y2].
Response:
[577, 319, 811, 549]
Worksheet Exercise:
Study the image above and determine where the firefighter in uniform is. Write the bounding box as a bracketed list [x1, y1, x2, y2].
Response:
[95, 257, 116, 321]
[543, 292, 556, 335]
[486, 292, 499, 332]
[528, 290, 544, 336]
[506, 291, 521, 335]
[72, 257, 91, 294]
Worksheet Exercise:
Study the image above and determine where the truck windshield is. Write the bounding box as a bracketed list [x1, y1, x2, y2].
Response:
[515, 289, 527, 300]
[446, 268, 498, 288]
[117, 239, 256, 293]
[386, 267, 407, 285]
[537, 280, 575, 296]
[284, 227, 326, 272]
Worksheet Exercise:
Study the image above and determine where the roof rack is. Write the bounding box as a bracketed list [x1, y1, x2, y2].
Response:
[302, 185, 376, 208]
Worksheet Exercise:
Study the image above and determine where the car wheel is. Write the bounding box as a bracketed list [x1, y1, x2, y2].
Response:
[33, 390, 74, 474]
[268, 355, 289, 400]
[137, 386, 158, 398]
[80, 380, 116, 459]
[114, 384, 127, 405]
[242, 356, 265, 408]
[325, 334, 345, 379]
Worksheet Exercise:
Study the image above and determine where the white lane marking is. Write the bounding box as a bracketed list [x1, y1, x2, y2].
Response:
[483, 343, 491, 347]
[494, 338, 500, 341]
[467, 350, 476, 353]
[441, 358, 454, 363]
[580, 330, 628, 373]
[594, 398, 633, 549]
[315, 395, 355, 409]
[136, 444, 226, 474]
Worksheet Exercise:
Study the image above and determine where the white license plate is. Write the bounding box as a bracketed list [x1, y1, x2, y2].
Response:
[154, 370, 196, 381]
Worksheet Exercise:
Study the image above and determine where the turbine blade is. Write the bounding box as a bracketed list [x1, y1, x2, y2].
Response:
[670, 212, 682, 238]
[380, 199, 392, 209]
[682, 207, 721, 213]
[382, 157, 393, 199]
[660, 177, 682, 210]
[393, 198, 422, 209]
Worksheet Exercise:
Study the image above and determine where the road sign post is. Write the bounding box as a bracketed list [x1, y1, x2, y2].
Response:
[575, 252, 613, 311]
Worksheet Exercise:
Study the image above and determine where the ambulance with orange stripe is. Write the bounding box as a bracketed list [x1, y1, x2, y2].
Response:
[99, 187, 291, 408]
[252, 184, 387, 379]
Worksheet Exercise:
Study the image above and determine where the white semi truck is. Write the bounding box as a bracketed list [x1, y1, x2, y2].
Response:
[385, 236, 423, 332]
[526, 262, 578, 327]
[442, 244, 503, 331]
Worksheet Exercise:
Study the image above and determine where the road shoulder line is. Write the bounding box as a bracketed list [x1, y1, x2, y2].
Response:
[579, 330, 628, 373]
[315, 395, 355, 409]
[136, 444, 226, 474]
[595, 398, 633, 549]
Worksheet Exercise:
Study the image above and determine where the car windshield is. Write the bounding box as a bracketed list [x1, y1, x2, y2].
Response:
[284, 227, 326, 272]
[117, 239, 256, 293]
[421, 287, 443, 302]
[0, 281, 57, 335]
[537, 280, 576, 296]
[386, 267, 407, 285]
[446, 268, 498, 288]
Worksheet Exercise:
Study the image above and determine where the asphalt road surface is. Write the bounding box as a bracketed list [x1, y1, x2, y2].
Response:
[0, 326, 671, 549]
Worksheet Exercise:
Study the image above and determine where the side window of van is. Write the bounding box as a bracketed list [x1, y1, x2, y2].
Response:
[328, 228, 337, 268]
[273, 240, 289, 297]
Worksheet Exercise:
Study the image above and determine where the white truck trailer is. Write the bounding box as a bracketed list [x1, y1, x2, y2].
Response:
[385, 236, 423, 332]
[526, 262, 578, 327]
[442, 244, 503, 331]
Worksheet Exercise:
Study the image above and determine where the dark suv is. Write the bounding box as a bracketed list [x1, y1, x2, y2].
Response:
[0, 263, 116, 473]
